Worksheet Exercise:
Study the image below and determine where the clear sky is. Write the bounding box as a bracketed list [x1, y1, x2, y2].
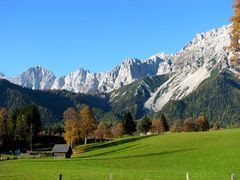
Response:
[0, 0, 233, 77]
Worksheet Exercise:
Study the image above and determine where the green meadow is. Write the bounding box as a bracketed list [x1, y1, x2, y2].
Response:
[1, 129, 240, 180]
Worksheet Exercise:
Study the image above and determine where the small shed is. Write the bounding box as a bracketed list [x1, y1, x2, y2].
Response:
[52, 144, 72, 158]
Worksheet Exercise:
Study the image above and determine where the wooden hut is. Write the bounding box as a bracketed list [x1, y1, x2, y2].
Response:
[52, 144, 72, 158]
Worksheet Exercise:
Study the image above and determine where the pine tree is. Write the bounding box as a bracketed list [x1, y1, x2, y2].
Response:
[0, 106, 41, 150]
[15, 112, 29, 146]
[229, 0, 240, 67]
[137, 115, 151, 134]
[123, 112, 136, 136]
[25, 105, 41, 151]
[160, 113, 169, 132]
[79, 105, 97, 144]
[7, 108, 20, 149]
[0, 108, 9, 148]
[28, 105, 41, 136]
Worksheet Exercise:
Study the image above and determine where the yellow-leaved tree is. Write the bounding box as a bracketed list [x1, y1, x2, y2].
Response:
[63, 107, 80, 146]
[79, 105, 97, 144]
[95, 122, 112, 140]
[229, 0, 240, 67]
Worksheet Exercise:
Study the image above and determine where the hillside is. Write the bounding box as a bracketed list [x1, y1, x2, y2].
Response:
[1, 69, 240, 127]
[109, 69, 240, 126]
[0, 79, 109, 127]
[0, 25, 236, 127]
[109, 74, 170, 119]
[160, 70, 240, 126]
[1, 25, 231, 105]
[1, 129, 240, 179]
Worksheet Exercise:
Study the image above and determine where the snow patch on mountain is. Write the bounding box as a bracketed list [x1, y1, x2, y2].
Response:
[145, 66, 211, 111]
[4, 24, 233, 112]
[144, 25, 231, 111]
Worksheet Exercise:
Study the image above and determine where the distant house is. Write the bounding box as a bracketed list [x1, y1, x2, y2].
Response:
[52, 144, 72, 158]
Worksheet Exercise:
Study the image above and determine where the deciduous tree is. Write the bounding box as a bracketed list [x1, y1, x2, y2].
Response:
[170, 120, 183, 132]
[80, 105, 97, 144]
[63, 107, 79, 145]
[229, 0, 240, 67]
[212, 123, 220, 131]
[151, 118, 165, 134]
[95, 122, 112, 139]
[195, 115, 209, 131]
[112, 122, 124, 138]
[183, 118, 196, 132]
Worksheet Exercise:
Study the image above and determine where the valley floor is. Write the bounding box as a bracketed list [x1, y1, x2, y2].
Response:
[1, 129, 240, 180]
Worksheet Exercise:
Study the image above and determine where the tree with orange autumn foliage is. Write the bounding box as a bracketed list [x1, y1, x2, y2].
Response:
[63, 107, 80, 146]
[79, 105, 97, 144]
[195, 115, 209, 131]
[183, 118, 196, 132]
[229, 0, 240, 67]
[112, 122, 124, 138]
[95, 122, 112, 139]
[151, 118, 165, 134]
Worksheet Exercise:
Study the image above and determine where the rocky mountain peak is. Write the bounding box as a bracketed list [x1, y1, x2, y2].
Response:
[5, 24, 232, 108]
[9, 66, 56, 90]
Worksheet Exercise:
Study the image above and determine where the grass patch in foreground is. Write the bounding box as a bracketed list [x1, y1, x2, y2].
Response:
[1, 129, 240, 179]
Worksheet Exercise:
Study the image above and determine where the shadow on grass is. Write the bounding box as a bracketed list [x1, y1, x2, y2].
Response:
[81, 135, 155, 153]
[80, 148, 196, 161]
[79, 144, 139, 158]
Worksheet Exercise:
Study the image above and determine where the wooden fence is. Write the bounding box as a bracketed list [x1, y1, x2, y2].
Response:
[57, 173, 237, 180]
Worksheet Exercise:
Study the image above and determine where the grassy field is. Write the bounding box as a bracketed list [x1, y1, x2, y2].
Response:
[1, 129, 240, 180]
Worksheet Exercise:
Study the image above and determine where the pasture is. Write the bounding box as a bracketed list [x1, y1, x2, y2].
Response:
[1, 129, 240, 179]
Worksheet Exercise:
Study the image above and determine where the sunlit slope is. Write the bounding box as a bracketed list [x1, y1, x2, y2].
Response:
[1, 129, 240, 180]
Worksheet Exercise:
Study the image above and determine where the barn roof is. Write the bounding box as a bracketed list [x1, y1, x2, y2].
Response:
[52, 144, 71, 153]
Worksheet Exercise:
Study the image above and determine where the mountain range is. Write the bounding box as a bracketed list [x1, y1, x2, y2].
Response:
[1, 24, 239, 127]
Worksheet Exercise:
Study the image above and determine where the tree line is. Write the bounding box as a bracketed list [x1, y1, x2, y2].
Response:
[0, 105, 41, 151]
[63, 106, 216, 147]
[63, 107, 137, 146]
[0, 103, 218, 150]
[135, 113, 213, 134]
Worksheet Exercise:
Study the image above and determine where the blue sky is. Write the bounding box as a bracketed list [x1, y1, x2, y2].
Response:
[0, 0, 232, 77]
